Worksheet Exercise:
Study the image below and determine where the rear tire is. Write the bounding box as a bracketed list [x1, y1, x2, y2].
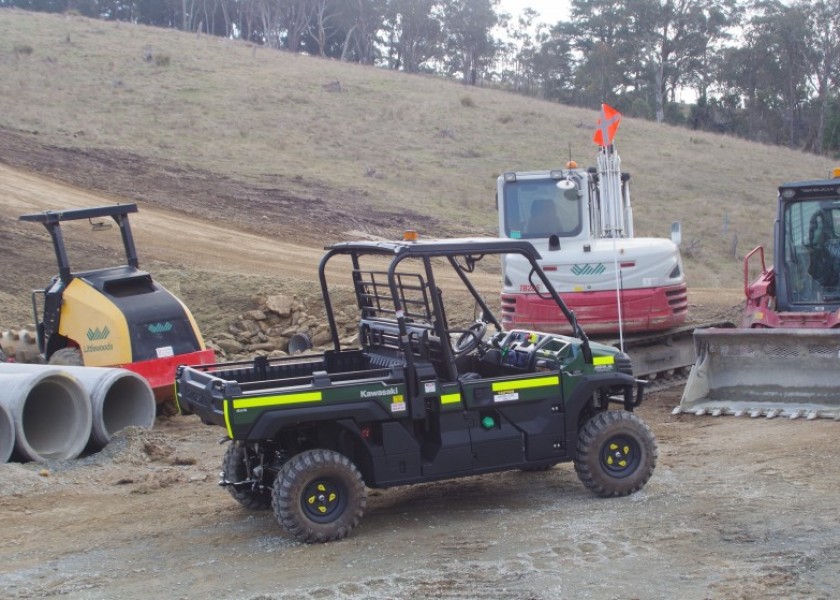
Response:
[272, 449, 366, 543]
[222, 442, 273, 510]
[48, 347, 84, 366]
[575, 411, 657, 497]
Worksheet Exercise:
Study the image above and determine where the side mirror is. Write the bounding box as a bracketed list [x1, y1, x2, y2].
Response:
[670, 221, 682, 247]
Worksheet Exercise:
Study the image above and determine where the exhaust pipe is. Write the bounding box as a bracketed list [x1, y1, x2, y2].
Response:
[0, 364, 155, 451]
[0, 369, 92, 462]
[0, 402, 14, 463]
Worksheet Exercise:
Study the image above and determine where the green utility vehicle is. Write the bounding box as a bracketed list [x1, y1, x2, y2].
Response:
[176, 237, 657, 543]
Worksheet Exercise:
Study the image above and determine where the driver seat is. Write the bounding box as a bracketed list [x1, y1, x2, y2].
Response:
[525, 198, 563, 236]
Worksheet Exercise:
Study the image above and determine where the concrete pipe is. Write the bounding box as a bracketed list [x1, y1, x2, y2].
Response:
[0, 364, 155, 451]
[0, 369, 92, 462]
[0, 402, 14, 463]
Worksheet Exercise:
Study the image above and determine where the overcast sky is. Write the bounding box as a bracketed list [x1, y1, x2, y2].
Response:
[498, 0, 571, 25]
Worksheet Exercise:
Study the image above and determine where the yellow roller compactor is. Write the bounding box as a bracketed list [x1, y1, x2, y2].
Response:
[677, 169, 840, 419]
[19, 204, 215, 404]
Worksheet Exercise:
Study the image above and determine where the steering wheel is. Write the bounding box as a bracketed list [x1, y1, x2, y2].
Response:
[453, 321, 488, 356]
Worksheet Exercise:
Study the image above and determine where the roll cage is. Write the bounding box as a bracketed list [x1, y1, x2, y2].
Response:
[318, 237, 593, 390]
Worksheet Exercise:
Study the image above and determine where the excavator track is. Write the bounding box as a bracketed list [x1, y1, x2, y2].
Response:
[597, 321, 733, 391]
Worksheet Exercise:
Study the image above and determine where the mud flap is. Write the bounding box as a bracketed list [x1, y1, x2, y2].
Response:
[676, 328, 840, 419]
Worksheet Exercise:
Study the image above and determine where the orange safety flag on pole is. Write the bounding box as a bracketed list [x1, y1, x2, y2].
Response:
[593, 103, 621, 146]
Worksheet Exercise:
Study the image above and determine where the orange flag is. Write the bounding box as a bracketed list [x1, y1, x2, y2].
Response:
[593, 103, 621, 146]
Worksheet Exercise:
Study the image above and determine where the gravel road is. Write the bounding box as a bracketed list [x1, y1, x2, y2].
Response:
[1, 388, 837, 600]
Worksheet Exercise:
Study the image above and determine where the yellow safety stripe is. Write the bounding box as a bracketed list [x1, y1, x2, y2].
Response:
[592, 356, 615, 366]
[441, 392, 462, 405]
[223, 399, 233, 439]
[233, 391, 323, 410]
[491, 375, 559, 392]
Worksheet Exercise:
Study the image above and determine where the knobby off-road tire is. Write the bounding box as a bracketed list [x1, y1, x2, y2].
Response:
[574, 410, 658, 498]
[222, 442, 272, 510]
[272, 449, 366, 544]
[48, 347, 84, 366]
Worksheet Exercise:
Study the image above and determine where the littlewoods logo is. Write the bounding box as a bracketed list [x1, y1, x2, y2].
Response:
[571, 263, 606, 276]
[86, 326, 110, 341]
[147, 322, 174, 334]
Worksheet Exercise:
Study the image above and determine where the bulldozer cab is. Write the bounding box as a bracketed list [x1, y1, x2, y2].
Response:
[779, 194, 840, 308]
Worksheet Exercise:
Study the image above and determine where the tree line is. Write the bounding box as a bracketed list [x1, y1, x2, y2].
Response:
[3, 0, 839, 156]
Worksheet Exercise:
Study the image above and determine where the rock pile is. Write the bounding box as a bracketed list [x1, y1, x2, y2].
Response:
[1, 294, 357, 364]
[206, 293, 360, 361]
[0, 327, 42, 363]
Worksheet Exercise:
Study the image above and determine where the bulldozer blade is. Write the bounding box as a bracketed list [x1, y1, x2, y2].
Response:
[676, 328, 840, 420]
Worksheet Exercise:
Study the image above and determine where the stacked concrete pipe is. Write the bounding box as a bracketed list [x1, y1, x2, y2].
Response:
[0, 368, 92, 462]
[0, 402, 14, 463]
[0, 364, 155, 455]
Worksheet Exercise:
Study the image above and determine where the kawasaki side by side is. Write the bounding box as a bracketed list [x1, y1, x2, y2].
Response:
[176, 237, 657, 543]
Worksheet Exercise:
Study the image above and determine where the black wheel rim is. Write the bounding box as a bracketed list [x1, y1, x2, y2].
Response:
[600, 435, 641, 478]
[301, 478, 346, 523]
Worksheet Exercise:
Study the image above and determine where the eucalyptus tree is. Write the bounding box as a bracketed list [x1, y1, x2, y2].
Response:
[337, 0, 387, 63]
[382, 0, 445, 72]
[564, 0, 634, 107]
[279, 0, 313, 50]
[747, 0, 815, 147]
[623, 0, 739, 123]
[530, 22, 576, 102]
[495, 7, 537, 92]
[806, 0, 840, 152]
[440, 0, 500, 84]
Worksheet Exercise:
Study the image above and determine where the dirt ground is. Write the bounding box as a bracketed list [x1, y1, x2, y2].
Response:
[2, 389, 839, 600]
[1, 136, 838, 599]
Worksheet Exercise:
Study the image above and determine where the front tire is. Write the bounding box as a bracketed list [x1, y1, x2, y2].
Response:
[222, 442, 272, 510]
[574, 411, 657, 497]
[48, 347, 84, 366]
[272, 449, 366, 543]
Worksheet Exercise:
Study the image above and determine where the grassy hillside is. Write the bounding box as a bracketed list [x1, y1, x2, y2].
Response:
[1, 8, 838, 292]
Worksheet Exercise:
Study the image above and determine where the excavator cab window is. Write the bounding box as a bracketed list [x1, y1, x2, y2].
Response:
[502, 179, 582, 240]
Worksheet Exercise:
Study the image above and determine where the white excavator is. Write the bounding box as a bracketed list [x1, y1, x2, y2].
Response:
[496, 105, 700, 380]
